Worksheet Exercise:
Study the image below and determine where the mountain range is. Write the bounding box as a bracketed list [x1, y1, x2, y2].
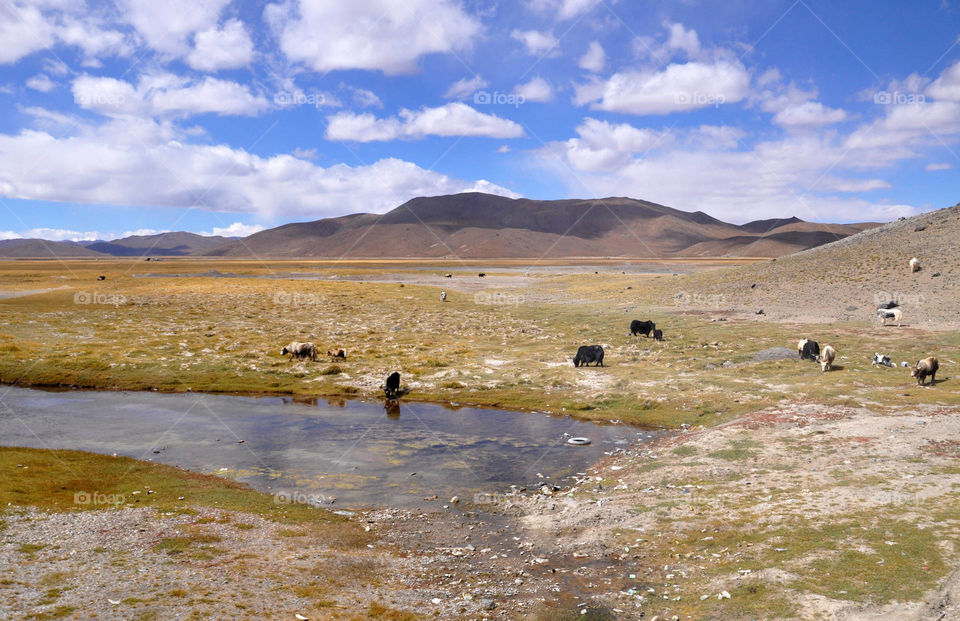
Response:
[0, 193, 879, 259]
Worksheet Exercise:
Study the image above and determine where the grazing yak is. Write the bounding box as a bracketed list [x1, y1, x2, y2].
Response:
[281, 342, 318, 361]
[797, 338, 821, 361]
[877, 307, 903, 327]
[910, 257, 921, 273]
[630, 319, 656, 337]
[440, 291, 447, 302]
[573, 345, 604, 367]
[911, 357, 939, 385]
[327, 349, 346, 360]
[384, 371, 401, 398]
[653, 329, 663, 341]
[820, 345, 836, 372]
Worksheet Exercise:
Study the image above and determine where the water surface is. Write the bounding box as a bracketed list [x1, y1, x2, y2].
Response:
[0, 387, 662, 508]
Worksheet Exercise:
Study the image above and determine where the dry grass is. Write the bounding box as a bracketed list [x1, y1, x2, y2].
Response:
[1, 259, 958, 428]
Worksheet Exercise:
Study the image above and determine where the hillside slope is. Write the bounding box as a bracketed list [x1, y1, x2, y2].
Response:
[87, 232, 232, 256]
[668, 203, 960, 326]
[0, 239, 108, 258]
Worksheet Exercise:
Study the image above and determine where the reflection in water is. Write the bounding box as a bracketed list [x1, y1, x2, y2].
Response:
[0, 386, 664, 508]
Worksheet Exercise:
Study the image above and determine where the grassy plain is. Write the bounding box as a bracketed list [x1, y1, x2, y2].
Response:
[1, 258, 957, 429]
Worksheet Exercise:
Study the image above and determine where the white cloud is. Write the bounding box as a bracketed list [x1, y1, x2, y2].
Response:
[265, 0, 482, 75]
[72, 74, 270, 118]
[578, 41, 605, 72]
[550, 117, 671, 172]
[116, 228, 165, 237]
[0, 3, 56, 64]
[510, 29, 559, 56]
[186, 19, 255, 72]
[203, 222, 265, 237]
[119, 0, 231, 56]
[524, 0, 605, 20]
[346, 86, 382, 108]
[325, 103, 524, 142]
[515, 77, 553, 102]
[26, 74, 57, 92]
[773, 101, 848, 127]
[575, 60, 751, 115]
[663, 21, 700, 58]
[927, 60, 960, 101]
[444, 75, 489, 99]
[0, 231, 22, 240]
[926, 162, 953, 171]
[21, 228, 103, 242]
[0, 116, 518, 220]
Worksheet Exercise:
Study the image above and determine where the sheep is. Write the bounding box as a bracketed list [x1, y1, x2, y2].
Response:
[820, 345, 836, 372]
[911, 357, 939, 385]
[281, 341, 318, 361]
[877, 307, 902, 327]
[910, 257, 921, 273]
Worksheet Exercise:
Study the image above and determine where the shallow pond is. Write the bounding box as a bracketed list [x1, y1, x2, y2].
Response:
[0, 387, 663, 508]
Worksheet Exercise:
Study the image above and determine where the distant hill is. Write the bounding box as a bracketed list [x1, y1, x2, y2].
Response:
[86, 232, 233, 256]
[206, 193, 876, 259]
[673, 203, 960, 325]
[0, 239, 107, 258]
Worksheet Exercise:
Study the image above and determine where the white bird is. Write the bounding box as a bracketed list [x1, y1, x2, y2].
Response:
[440, 291, 447, 302]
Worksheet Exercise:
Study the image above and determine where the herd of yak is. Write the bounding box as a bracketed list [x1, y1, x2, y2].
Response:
[574, 315, 940, 387]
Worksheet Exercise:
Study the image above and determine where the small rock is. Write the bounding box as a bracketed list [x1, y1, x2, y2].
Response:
[480, 598, 496, 610]
[450, 496, 459, 504]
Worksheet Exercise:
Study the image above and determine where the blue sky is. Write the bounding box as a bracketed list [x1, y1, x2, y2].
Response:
[0, 0, 958, 241]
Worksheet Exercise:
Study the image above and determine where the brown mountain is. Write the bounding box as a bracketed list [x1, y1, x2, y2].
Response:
[0, 239, 108, 258]
[87, 232, 233, 256]
[205, 193, 878, 258]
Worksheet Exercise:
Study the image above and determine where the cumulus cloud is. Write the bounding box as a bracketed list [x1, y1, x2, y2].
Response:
[72, 74, 270, 118]
[510, 29, 559, 56]
[773, 101, 848, 127]
[0, 3, 56, 65]
[265, 0, 482, 74]
[186, 19, 255, 72]
[444, 75, 489, 99]
[551, 117, 671, 172]
[578, 41, 605, 72]
[927, 60, 960, 101]
[203, 222, 265, 237]
[515, 77, 553, 102]
[26, 74, 57, 92]
[0, 116, 518, 220]
[524, 0, 605, 20]
[575, 60, 751, 115]
[118, 0, 231, 56]
[325, 103, 524, 142]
